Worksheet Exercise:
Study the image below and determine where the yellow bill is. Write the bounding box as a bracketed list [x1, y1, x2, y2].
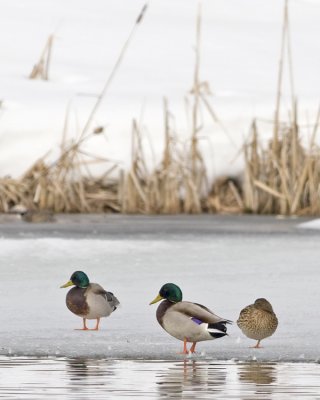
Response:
[149, 293, 163, 305]
[60, 280, 73, 288]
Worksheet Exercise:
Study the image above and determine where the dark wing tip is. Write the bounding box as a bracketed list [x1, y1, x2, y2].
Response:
[209, 332, 227, 339]
[208, 321, 229, 333]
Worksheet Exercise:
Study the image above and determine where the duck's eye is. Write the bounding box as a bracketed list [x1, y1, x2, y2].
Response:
[160, 285, 172, 298]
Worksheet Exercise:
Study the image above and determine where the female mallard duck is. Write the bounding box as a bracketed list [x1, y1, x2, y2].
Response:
[60, 271, 119, 330]
[150, 283, 231, 354]
[237, 298, 278, 348]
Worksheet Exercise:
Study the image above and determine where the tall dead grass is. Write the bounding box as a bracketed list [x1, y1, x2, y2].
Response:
[29, 34, 54, 80]
[244, 109, 320, 215]
[1, 1, 319, 216]
[243, 0, 320, 216]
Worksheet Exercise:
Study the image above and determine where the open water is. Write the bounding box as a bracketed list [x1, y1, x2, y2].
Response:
[0, 357, 320, 399]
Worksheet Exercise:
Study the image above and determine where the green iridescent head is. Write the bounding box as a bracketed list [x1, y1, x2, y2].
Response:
[60, 271, 90, 289]
[150, 283, 183, 304]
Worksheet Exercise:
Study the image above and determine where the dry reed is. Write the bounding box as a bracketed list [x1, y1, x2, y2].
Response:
[1, 1, 319, 216]
[242, 0, 320, 216]
[29, 34, 54, 80]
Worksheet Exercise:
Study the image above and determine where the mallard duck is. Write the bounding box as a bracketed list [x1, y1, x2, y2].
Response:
[20, 209, 55, 223]
[150, 283, 231, 354]
[237, 298, 278, 348]
[60, 271, 119, 330]
[9, 205, 55, 223]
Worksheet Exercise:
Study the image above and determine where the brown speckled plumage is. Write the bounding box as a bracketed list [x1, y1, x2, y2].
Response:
[237, 298, 278, 347]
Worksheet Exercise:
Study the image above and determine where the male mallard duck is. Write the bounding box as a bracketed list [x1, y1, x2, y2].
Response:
[150, 283, 231, 354]
[60, 271, 119, 330]
[237, 298, 278, 348]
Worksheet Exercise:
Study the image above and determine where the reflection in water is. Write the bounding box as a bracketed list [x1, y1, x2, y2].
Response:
[0, 357, 319, 399]
[157, 360, 226, 398]
[65, 358, 115, 397]
[66, 358, 115, 379]
[238, 362, 276, 398]
[238, 362, 276, 385]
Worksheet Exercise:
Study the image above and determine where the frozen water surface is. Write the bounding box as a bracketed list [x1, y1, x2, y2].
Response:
[0, 215, 320, 398]
[0, 215, 319, 362]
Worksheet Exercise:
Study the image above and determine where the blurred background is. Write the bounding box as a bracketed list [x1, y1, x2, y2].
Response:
[0, 0, 319, 215]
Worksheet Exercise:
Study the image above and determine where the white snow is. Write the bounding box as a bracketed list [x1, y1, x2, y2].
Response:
[0, 0, 320, 178]
[0, 228, 319, 361]
[298, 219, 320, 230]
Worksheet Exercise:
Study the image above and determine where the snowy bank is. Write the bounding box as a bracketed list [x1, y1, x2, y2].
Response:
[0, 0, 319, 178]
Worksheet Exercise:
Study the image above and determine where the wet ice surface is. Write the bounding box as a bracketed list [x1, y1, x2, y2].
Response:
[0, 357, 320, 399]
[0, 215, 319, 362]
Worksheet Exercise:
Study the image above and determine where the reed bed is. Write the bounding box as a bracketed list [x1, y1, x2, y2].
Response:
[0, 155, 120, 214]
[244, 110, 320, 216]
[1, 1, 319, 216]
[243, 0, 320, 216]
[2, 91, 317, 216]
[0, 94, 243, 215]
[2, 110, 320, 216]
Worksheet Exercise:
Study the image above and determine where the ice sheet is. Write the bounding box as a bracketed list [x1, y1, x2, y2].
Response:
[0, 217, 319, 361]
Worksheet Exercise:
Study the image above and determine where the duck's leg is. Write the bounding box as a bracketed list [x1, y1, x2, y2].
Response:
[92, 318, 101, 331]
[251, 340, 262, 348]
[190, 342, 197, 353]
[75, 318, 89, 330]
[178, 338, 189, 354]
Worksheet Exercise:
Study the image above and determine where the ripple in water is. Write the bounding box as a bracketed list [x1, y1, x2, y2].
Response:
[0, 357, 319, 399]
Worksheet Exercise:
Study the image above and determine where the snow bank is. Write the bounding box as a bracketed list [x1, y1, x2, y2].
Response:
[298, 219, 320, 230]
[0, 0, 319, 177]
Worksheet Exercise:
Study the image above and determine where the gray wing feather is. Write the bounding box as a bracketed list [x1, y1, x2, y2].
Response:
[173, 301, 230, 324]
[90, 283, 120, 310]
[106, 291, 120, 310]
